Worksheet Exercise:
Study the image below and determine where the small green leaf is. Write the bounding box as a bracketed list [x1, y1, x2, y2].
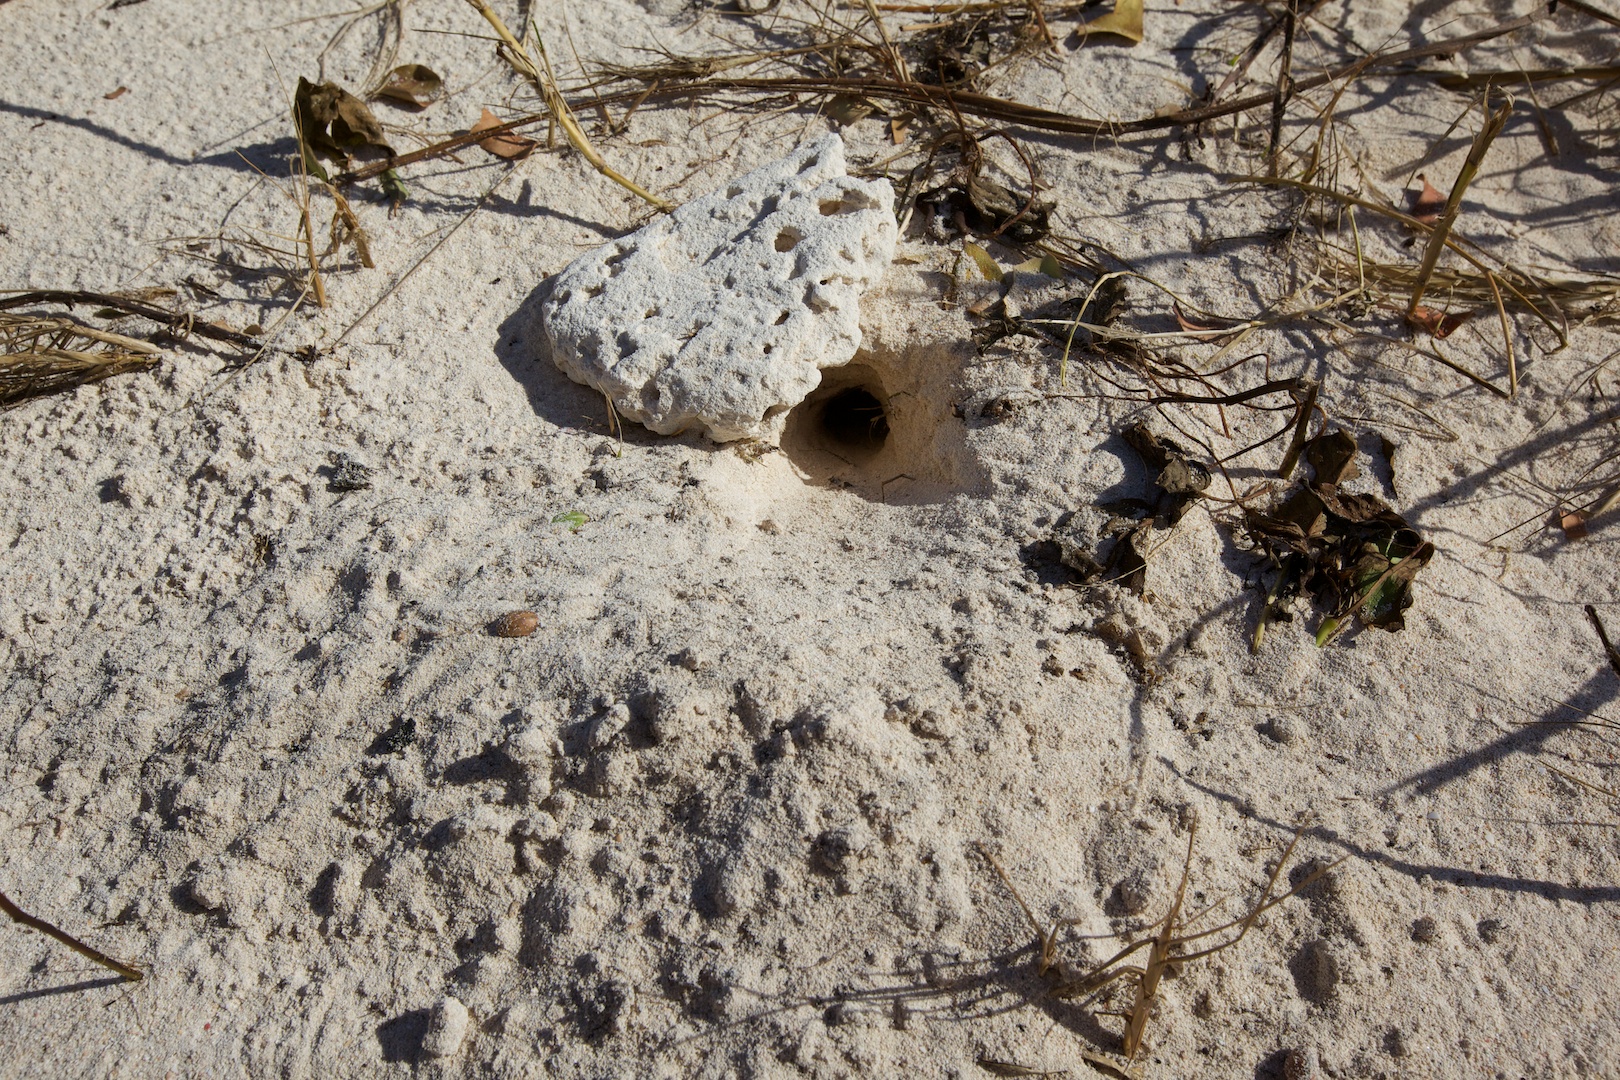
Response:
[551, 510, 589, 533]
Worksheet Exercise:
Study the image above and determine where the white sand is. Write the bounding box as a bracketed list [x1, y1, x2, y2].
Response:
[1, 2, 1616, 1077]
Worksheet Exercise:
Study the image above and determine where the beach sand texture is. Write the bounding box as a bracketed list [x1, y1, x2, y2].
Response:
[0, 1, 1617, 1076]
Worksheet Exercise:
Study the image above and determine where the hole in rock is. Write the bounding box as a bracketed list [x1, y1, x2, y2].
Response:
[818, 199, 847, 216]
[775, 228, 802, 253]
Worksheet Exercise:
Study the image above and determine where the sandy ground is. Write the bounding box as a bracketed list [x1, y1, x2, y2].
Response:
[1, 1, 1618, 1077]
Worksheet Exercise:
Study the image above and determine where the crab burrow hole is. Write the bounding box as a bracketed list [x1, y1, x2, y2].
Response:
[782, 363, 893, 477]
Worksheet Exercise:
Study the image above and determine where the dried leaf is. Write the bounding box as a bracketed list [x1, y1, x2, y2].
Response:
[1407, 175, 1445, 225]
[889, 118, 908, 145]
[1303, 430, 1358, 486]
[963, 241, 1003, 283]
[1244, 434, 1432, 647]
[295, 77, 393, 178]
[1560, 509, 1589, 541]
[922, 172, 1053, 244]
[1121, 422, 1209, 522]
[1342, 537, 1434, 635]
[103, 86, 129, 101]
[471, 108, 537, 160]
[1077, 0, 1144, 45]
[1407, 305, 1470, 338]
[374, 64, 444, 110]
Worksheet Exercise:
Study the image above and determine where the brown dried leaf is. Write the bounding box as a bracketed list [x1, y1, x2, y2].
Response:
[471, 108, 536, 160]
[103, 86, 129, 101]
[1560, 509, 1589, 541]
[1304, 430, 1359, 486]
[295, 77, 393, 177]
[374, 64, 444, 110]
[1407, 305, 1470, 338]
[1407, 175, 1445, 225]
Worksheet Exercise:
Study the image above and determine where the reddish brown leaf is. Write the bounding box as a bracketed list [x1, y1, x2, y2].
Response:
[103, 86, 129, 101]
[1407, 305, 1471, 338]
[471, 108, 536, 160]
[1407, 175, 1445, 225]
[375, 64, 444, 110]
[1559, 509, 1589, 541]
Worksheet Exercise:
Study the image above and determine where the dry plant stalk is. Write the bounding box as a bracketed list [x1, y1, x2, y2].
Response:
[0, 888, 143, 981]
[1408, 90, 1513, 318]
[982, 824, 1344, 1061]
[1, 313, 161, 408]
[463, 0, 671, 212]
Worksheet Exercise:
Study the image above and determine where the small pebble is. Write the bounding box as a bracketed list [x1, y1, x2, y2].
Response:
[491, 610, 539, 638]
[421, 995, 469, 1058]
[1282, 1045, 1321, 1080]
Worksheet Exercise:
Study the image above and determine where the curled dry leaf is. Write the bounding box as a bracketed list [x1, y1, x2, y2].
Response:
[1559, 509, 1589, 541]
[1407, 175, 1445, 225]
[295, 77, 393, 178]
[963, 241, 1003, 283]
[471, 108, 537, 160]
[491, 610, 539, 638]
[374, 64, 445, 110]
[1407, 305, 1471, 338]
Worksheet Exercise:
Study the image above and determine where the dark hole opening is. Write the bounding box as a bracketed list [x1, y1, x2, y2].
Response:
[819, 387, 889, 453]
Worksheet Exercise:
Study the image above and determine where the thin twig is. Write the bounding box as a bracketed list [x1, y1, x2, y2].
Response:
[1589, 605, 1620, 680]
[0, 889, 143, 982]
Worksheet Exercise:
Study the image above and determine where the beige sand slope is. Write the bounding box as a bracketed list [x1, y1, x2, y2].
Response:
[1, 1, 1617, 1077]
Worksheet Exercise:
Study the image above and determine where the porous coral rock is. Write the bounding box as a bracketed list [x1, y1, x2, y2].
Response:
[541, 134, 896, 442]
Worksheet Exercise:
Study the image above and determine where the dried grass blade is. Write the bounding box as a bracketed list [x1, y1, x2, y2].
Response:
[2, 315, 162, 409]
[463, 0, 671, 211]
[1408, 91, 1512, 317]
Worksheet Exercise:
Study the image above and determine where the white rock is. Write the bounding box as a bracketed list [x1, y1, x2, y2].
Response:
[422, 995, 469, 1058]
[541, 134, 896, 442]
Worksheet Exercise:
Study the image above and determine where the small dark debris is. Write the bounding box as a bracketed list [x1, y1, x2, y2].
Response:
[369, 716, 417, 756]
[328, 453, 374, 492]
